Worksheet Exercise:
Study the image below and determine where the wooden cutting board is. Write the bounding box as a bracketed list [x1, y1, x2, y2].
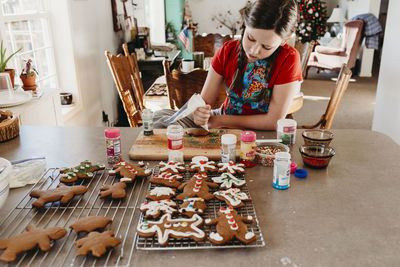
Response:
[129, 128, 242, 161]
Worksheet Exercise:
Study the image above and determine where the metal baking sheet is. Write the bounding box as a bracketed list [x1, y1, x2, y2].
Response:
[135, 166, 265, 250]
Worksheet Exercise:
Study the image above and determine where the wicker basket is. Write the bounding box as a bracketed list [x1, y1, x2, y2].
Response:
[0, 115, 19, 142]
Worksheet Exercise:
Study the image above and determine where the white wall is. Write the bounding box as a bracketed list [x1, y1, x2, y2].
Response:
[372, 0, 400, 144]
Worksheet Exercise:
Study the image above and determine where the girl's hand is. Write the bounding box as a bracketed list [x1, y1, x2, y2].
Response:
[193, 105, 211, 126]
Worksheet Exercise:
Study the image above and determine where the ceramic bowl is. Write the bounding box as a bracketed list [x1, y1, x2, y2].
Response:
[302, 129, 334, 146]
[0, 157, 11, 209]
[299, 145, 335, 168]
[255, 142, 289, 167]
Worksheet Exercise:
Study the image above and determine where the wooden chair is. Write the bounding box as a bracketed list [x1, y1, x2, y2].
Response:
[294, 39, 316, 79]
[105, 50, 141, 127]
[193, 33, 232, 57]
[302, 64, 352, 129]
[163, 60, 226, 110]
[122, 43, 145, 111]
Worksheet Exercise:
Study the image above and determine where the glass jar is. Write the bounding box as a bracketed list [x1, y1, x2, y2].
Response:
[167, 124, 184, 162]
[142, 109, 153, 136]
[105, 128, 121, 164]
[221, 134, 237, 163]
[272, 152, 291, 190]
[277, 119, 297, 145]
[240, 131, 256, 167]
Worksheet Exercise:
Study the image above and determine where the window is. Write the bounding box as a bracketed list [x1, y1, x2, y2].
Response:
[0, 0, 58, 89]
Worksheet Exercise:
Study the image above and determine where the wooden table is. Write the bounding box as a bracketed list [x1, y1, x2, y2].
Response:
[1, 126, 399, 266]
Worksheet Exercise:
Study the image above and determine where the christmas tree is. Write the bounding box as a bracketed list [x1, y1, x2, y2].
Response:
[296, 0, 328, 43]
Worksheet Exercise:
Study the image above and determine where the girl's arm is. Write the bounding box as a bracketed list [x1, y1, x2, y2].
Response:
[208, 81, 300, 130]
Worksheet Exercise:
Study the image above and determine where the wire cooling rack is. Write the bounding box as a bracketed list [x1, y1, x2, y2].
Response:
[0, 168, 148, 267]
[135, 166, 265, 250]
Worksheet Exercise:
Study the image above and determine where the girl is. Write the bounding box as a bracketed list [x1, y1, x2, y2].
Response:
[194, 0, 302, 130]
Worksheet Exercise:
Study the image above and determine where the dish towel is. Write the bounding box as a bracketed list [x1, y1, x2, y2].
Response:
[8, 157, 46, 188]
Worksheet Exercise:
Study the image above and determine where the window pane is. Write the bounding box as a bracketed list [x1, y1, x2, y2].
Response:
[5, 20, 33, 52]
[1, 0, 45, 16]
[35, 48, 55, 78]
[38, 75, 57, 89]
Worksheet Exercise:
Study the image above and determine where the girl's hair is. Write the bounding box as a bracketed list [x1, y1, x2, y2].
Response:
[228, 0, 298, 98]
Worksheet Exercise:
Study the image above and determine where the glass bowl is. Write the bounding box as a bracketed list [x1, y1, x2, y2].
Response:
[255, 142, 289, 167]
[299, 145, 335, 168]
[302, 129, 334, 146]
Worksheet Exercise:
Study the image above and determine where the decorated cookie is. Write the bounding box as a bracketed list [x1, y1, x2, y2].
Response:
[213, 188, 251, 208]
[211, 172, 246, 189]
[109, 160, 152, 183]
[99, 182, 127, 199]
[0, 226, 67, 262]
[136, 214, 206, 246]
[176, 173, 218, 201]
[178, 197, 207, 217]
[217, 161, 246, 175]
[30, 184, 88, 208]
[60, 160, 105, 183]
[205, 206, 256, 245]
[69, 216, 112, 233]
[189, 160, 217, 173]
[149, 171, 183, 188]
[140, 199, 178, 219]
[75, 230, 121, 257]
[146, 187, 176, 201]
[159, 161, 186, 174]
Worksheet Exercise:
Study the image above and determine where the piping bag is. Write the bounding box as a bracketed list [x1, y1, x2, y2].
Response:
[164, 94, 209, 131]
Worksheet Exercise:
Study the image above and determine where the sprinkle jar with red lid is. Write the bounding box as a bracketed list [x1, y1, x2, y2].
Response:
[240, 131, 256, 167]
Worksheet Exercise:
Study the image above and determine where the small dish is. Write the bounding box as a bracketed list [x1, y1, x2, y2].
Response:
[60, 92, 73, 105]
[299, 145, 335, 168]
[255, 142, 289, 167]
[302, 129, 334, 146]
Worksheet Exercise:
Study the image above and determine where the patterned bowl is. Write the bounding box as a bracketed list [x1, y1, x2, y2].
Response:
[302, 129, 334, 146]
[299, 145, 335, 168]
[255, 143, 289, 167]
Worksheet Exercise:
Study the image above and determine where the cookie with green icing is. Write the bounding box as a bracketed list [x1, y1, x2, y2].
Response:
[60, 160, 105, 183]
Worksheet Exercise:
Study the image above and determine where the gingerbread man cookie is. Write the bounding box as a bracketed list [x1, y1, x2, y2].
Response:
[149, 171, 183, 188]
[99, 182, 127, 199]
[211, 172, 246, 189]
[0, 226, 67, 262]
[189, 160, 217, 174]
[146, 187, 176, 201]
[60, 160, 105, 183]
[205, 206, 256, 245]
[75, 230, 121, 257]
[109, 160, 152, 183]
[69, 216, 112, 233]
[30, 184, 88, 208]
[176, 173, 218, 201]
[213, 188, 251, 208]
[178, 197, 207, 217]
[217, 161, 246, 175]
[136, 214, 206, 246]
[140, 199, 177, 219]
[159, 161, 186, 174]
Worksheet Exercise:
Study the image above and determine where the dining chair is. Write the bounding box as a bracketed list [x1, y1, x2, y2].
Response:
[193, 33, 232, 57]
[301, 64, 352, 129]
[294, 39, 316, 79]
[105, 50, 141, 127]
[162, 60, 226, 110]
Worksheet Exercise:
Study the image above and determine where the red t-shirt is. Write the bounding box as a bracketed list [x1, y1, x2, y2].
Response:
[211, 40, 302, 115]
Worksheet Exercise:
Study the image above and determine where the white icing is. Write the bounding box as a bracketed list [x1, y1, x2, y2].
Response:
[190, 160, 216, 172]
[109, 169, 116, 174]
[155, 172, 183, 181]
[145, 169, 151, 175]
[209, 232, 223, 241]
[211, 172, 246, 188]
[120, 178, 132, 182]
[137, 214, 205, 244]
[217, 161, 245, 174]
[214, 188, 249, 207]
[159, 161, 185, 173]
[230, 224, 238, 230]
[247, 215, 253, 221]
[245, 232, 255, 240]
[149, 187, 175, 197]
[191, 156, 208, 164]
[205, 219, 211, 224]
[120, 162, 126, 166]
[138, 161, 144, 166]
[140, 199, 177, 217]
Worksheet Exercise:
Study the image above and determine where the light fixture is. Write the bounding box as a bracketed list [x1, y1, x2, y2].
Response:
[327, 7, 346, 37]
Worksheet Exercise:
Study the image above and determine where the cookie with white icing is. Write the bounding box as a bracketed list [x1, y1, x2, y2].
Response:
[149, 171, 183, 188]
[136, 214, 206, 246]
[211, 172, 246, 189]
[159, 161, 186, 174]
[109, 160, 152, 183]
[213, 188, 251, 208]
[60, 160, 105, 183]
[189, 160, 217, 174]
[146, 187, 176, 201]
[179, 197, 207, 217]
[217, 161, 246, 175]
[205, 206, 256, 245]
[176, 173, 218, 201]
[140, 199, 178, 219]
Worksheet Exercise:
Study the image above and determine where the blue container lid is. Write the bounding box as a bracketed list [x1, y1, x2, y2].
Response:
[294, 169, 308, 178]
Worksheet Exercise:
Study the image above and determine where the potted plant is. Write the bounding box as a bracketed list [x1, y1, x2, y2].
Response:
[20, 59, 38, 91]
[0, 40, 22, 88]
